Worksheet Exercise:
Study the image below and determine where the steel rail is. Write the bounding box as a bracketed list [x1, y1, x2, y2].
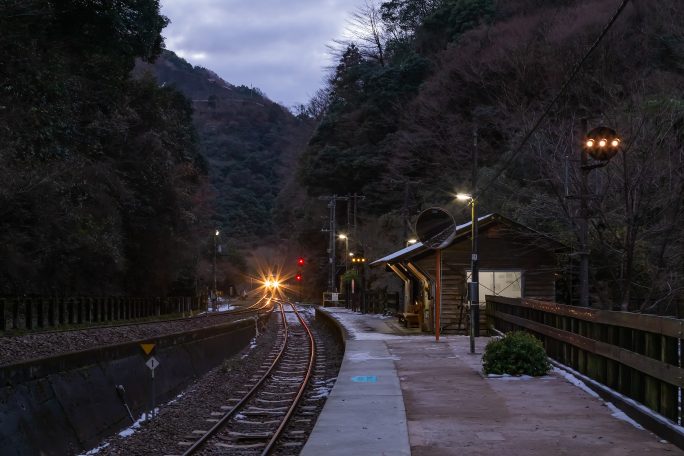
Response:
[181, 301, 290, 456]
[260, 300, 316, 455]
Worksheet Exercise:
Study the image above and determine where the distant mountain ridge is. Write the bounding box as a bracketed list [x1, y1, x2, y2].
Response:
[135, 50, 314, 244]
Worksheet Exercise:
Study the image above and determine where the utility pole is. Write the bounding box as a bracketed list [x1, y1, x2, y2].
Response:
[579, 118, 589, 307]
[329, 197, 337, 292]
[319, 195, 344, 292]
[213, 229, 219, 308]
[470, 128, 479, 353]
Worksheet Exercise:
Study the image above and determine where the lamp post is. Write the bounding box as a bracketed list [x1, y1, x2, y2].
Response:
[213, 229, 219, 307]
[338, 234, 349, 270]
[578, 123, 621, 307]
[338, 234, 350, 308]
[457, 193, 478, 354]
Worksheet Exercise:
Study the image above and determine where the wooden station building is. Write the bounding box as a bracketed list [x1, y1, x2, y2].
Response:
[370, 213, 565, 334]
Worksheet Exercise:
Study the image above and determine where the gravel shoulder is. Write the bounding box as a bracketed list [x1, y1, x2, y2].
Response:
[84, 306, 344, 456]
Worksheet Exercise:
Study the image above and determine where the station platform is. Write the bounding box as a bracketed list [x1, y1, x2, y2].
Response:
[301, 307, 681, 455]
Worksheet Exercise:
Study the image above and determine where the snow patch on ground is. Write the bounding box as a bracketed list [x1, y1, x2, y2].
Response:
[325, 308, 432, 341]
[241, 336, 258, 359]
[117, 410, 156, 438]
[486, 374, 538, 381]
[312, 386, 331, 399]
[80, 442, 110, 455]
[311, 377, 337, 398]
[165, 391, 185, 405]
[80, 387, 191, 454]
[217, 303, 236, 312]
[349, 352, 400, 362]
[553, 367, 644, 430]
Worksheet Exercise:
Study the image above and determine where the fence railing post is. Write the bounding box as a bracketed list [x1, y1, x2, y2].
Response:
[67, 298, 75, 325]
[0, 298, 7, 331]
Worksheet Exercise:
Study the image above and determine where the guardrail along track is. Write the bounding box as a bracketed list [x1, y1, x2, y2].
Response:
[0, 297, 275, 368]
[180, 300, 315, 455]
[3, 296, 272, 337]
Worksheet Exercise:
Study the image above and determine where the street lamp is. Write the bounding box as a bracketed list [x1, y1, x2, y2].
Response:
[213, 229, 219, 309]
[407, 238, 418, 246]
[578, 124, 621, 307]
[338, 234, 349, 270]
[456, 193, 478, 354]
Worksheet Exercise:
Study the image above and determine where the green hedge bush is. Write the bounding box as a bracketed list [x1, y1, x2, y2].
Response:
[482, 331, 550, 376]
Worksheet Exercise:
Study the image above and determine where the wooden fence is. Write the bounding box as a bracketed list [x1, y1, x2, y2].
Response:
[0, 295, 207, 333]
[322, 291, 400, 314]
[486, 296, 683, 424]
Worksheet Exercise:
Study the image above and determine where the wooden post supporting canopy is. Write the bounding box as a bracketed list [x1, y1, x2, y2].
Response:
[435, 249, 441, 342]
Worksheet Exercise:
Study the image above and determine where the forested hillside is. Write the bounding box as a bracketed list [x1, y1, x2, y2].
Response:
[133, 51, 314, 291]
[293, 0, 684, 312]
[135, 51, 314, 242]
[0, 1, 207, 296]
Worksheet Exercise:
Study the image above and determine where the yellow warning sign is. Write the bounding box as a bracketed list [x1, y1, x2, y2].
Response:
[140, 343, 156, 355]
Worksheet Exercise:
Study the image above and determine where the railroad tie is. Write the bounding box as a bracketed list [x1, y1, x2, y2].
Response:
[215, 443, 265, 449]
[255, 398, 291, 404]
[245, 406, 288, 412]
[259, 390, 295, 396]
[228, 431, 273, 440]
[242, 410, 285, 416]
[233, 418, 280, 425]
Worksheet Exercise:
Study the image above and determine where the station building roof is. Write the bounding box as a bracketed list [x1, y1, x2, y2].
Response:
[370, 213, 565, 267]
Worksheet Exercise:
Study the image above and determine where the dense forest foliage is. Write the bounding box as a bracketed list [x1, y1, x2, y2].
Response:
[135, 51, 314, 289]
[2, 0, 682, 312]
[290, 0, 684, 312]
[0, 0, 208, 296]
[136, 51, 313, 242]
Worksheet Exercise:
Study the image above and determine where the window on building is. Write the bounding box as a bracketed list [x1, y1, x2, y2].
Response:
[466, 270, 523, 304]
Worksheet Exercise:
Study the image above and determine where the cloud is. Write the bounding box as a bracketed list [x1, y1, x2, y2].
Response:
[160, 0, 366, 107]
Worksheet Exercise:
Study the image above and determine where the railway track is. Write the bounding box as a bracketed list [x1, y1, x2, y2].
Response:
[177, 300, 319, 456]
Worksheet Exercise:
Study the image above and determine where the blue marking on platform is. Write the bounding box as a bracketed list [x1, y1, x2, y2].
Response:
[351, 375, 377, 383]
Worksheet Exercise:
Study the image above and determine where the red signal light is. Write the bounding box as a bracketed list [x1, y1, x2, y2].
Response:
[298, 257, 305, 266]
[295, 274, 302, 281]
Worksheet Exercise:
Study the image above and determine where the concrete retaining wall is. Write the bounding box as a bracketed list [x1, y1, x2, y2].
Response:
[315, 306, 347, 344]
[0, 317, 262, 455]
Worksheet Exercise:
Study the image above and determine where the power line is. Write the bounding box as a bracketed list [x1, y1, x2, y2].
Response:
[475, 0, 631, 199]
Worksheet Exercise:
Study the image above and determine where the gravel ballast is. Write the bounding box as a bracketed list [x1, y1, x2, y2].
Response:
[86, 306, 343, 456]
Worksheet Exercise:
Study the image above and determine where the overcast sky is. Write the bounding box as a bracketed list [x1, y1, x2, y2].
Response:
[160, 0, 365, 108]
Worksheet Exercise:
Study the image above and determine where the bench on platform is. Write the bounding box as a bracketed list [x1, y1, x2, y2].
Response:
[398, 305, 420, 328]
